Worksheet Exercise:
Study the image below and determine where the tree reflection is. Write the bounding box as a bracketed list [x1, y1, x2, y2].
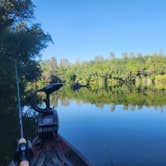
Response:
[56, 86, 166, 110]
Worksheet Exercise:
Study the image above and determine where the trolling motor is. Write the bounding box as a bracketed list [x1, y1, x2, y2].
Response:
[31, 83, 63, 137]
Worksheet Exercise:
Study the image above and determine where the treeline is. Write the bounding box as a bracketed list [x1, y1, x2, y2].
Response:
[36, 53, 166, 90]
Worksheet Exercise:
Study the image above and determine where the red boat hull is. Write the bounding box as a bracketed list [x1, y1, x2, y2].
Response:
[31, 135, 93, 166]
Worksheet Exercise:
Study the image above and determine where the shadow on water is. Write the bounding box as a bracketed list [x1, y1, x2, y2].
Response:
[1, 85, 166, 165]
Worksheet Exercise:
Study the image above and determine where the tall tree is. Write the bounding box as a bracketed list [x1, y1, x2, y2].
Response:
[0, 0, 34, 31]
[109, 52, 115, 60]
[0, 1, 52, 163]
[0, 0, 51, 94]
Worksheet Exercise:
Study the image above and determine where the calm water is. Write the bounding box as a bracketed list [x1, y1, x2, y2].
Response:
[57, 100, 166, 166]
[1, 88, 166, 166]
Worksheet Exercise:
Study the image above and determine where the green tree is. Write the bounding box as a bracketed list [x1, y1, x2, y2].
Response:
[0, 0, 51, 95]
[40, 57, 59, 83]
[109, 52, 115, 59]
[0, 0, 34, 31]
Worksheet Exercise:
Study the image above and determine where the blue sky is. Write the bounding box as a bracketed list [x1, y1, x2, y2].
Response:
[33, 0, 166, 62]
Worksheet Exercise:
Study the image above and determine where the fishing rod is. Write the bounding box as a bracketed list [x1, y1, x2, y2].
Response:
[15, 62, 24, 138]
[15, 62, 30, 166]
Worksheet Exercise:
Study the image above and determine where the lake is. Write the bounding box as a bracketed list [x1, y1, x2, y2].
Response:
[1, 87, 166, 166]
[57, 99, 166, 166]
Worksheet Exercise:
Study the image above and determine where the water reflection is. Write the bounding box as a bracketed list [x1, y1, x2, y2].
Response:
[56, 87, 166, 110]
[1, 87, 166, 165]
[22, 106, 38, 118]
[57, 101, 166, 166]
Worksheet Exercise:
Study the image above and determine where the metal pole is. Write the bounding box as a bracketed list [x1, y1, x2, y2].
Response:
[15, 62, 24, 138]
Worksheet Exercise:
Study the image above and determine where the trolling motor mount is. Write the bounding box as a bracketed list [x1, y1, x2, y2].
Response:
[31, 83, 63, 113]
[31, 83, 63, 137]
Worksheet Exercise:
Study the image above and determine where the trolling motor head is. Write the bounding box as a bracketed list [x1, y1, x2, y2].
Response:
[31, 83, 63, 137]
[31, 83, 63, 113]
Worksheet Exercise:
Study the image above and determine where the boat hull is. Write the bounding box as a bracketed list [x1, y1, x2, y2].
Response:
[31, 134, 93, 166]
